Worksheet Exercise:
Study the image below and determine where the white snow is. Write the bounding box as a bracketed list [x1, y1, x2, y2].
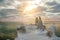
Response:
[15, 25, 60, 40]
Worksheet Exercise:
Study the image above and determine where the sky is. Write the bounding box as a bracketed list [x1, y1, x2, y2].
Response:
[0, 0, 60, 24]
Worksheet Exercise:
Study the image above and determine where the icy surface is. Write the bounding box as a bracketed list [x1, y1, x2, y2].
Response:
[15, 26, 60, 40]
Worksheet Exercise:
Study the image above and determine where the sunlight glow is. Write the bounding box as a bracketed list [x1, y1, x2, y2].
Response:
[23, 4, 37, 13]
[16, 0, 43, 24]
[22, 0, 42, 17]
[23, 0, 42, 13]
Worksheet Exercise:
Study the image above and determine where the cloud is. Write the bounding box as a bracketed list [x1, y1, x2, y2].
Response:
[0, 9, 18, 18]
[0, 0, 4, 2]
[40, 6, 47, 11]
[0, 0, 60, 22]
[45, 0, 60, 13]
[49, 4, 60, 13]
[0, 0, 14, 7]
[46, 1, 57, 6]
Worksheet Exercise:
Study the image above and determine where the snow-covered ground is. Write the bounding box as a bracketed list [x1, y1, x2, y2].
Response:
[15, 25, 60, 40]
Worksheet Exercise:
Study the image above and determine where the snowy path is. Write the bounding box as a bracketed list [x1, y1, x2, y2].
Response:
[15, 30, 52, 40]
[15, 25, 60, 40]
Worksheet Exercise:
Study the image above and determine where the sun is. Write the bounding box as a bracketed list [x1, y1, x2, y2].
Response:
[16, 0, 42, 24]
[17, 0, 42, 17]
[23, 0, 42, 17]
[23, 4, 38, 13]
[23, 0, 42, 13]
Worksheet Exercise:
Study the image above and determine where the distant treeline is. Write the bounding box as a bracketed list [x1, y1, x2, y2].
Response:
[0, 22, 21, 29]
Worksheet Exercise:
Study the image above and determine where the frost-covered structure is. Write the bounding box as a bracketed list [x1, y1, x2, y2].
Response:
[47, 24, 60, 40]
[17, 24, 26, 33]
[47, 24, 56, 37]
[35, 16, 46, 30]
